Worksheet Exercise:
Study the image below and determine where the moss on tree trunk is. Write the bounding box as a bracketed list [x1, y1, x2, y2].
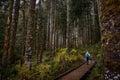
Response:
[100, 0, 120, 72]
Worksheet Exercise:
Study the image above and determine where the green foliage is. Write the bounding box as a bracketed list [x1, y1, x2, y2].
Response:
[70, 0, 90, 19]
[33, 64, 52, 80]
[82, 42, 104, 80]
[9, 43, 103, 80]
[15, 48, 84, 80]
[86, 57, 104, 80]
[79, 42, 103, 58]
[16, 65, 34, 80]
[54, 48, 83, 63]
[1, 67, 18, 80]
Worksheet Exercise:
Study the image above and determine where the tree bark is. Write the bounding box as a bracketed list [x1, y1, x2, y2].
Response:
[46, 13, 50, 51]
[36, 12, 40, 64]
[20, 0, 26, 67]
[9, 0, 20, 65]
[100, 0, 120, 78]
[66, 0, 70, 49]
[50, 0, 53, 54]
[2, 0, 14, 65]
[25, 0, 36, 70]
[53, 0, 57, 55]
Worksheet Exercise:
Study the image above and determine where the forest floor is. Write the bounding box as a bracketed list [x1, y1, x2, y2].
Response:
[57, 60, 95, 80]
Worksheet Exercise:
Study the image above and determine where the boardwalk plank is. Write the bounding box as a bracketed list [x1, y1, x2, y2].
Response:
[57, 61, 95, 80]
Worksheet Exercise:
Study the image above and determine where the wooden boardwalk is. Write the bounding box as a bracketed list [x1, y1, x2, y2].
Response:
[56, 60, 95, 80]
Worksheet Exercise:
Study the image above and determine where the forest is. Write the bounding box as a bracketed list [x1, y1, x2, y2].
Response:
[0, 0, 120, 80]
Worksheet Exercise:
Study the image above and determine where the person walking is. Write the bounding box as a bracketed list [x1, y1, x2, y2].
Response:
[85, 51, 90, 65]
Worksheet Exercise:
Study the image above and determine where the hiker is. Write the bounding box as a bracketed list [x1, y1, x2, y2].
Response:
[85, 51, 90, 64]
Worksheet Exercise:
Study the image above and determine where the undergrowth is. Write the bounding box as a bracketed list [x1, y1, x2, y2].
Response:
[9, 42, 103, 80]
[83, 42, 104, 80]
[14, 48, 84, 80]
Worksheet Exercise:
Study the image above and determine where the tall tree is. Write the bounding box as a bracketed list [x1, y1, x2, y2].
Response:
[9, 0, 20, 64]
[53, 0, 57, 55]
[100, 0, 120, 78]
[66, 0, 70, 48]
[2, 0, 14, 65]
[49, 0, 53, 54]
[91, 0, 100, 44]
[20, 0, 26, 67]
[25, 0, 36, 70]
[2, 0, 14, 79]
[36, 0, 42, 64]
[0, 0, 8, 78]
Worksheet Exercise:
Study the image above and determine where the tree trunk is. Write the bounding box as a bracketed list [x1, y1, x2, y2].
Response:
[100, 0, 120, 79]
[91, 0, 100, 44]
[46, 13, 50, 51]
[9, 0, 20, 65]
[35, 0, 42, 64]
[66, 0, 70, 49]
[20, 0, 26, 67]
[49, 0, 53, 54]
[2, 0, 14, 79]
[36, 13, 40, 64]
[2, 0, 14, 65]
[53, 0, 57, 55]
[25, 0, 36, 70]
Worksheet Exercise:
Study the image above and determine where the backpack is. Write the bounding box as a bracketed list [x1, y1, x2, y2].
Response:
[85, 52, 90, 58]
[86, 53, 90, 58]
